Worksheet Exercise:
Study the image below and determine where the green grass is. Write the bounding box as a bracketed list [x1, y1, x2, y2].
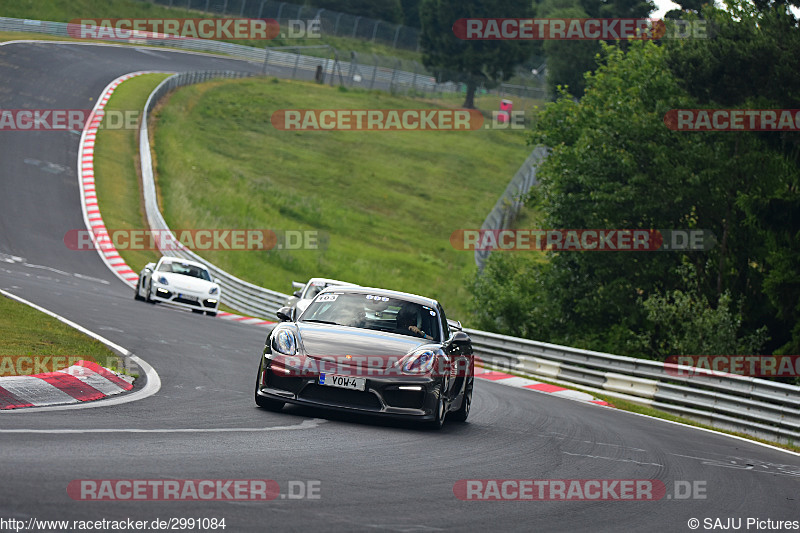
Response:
[0, 293, 125, 374]
[93, 73, 171, 272]
[151, 77, 531, 319]
[0, 0, 422, 62]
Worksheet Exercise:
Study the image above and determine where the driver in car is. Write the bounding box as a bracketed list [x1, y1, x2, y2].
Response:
[396, 307, 433, 341]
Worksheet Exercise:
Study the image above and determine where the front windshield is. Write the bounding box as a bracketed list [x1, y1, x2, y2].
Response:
[300, 293, 440, 342]
[157, 261, 212, 281]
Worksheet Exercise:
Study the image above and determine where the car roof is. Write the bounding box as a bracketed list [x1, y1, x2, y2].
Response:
[305, 277, 357, 287]
[318, 285, 440, 308]
[158, 256, 209, 270]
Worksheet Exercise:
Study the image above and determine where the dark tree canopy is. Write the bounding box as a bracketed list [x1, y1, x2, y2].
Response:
[419, 0, 532, 108]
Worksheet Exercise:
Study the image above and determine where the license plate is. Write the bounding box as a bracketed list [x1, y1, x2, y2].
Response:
[179, 293, 198, 301]
[319, 373, 365, 391]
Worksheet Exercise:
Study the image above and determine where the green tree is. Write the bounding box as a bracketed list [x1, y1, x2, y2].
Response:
[419, 0, 532, 108]
[400, 0, 423, 27]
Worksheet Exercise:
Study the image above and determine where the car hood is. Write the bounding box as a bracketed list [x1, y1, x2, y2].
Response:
[157, 272, 215, 292]
[296, 323, 431, 362]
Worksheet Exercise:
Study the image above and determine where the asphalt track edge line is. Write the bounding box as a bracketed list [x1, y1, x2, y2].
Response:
[0, 288, 161, 412]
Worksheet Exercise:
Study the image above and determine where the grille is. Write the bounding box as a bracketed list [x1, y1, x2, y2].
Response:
[383, 388, 425, 409]
[267, 372, 304, 394]
[300, 384, 382, 410]
[174, 297, 200, 306]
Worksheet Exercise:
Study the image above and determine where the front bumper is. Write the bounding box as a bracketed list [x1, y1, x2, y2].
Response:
[151, 284, 218, 312]
[257, 360, 443, 421]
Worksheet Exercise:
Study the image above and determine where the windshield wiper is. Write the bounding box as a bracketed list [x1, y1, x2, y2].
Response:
[301, 319, 339, 325]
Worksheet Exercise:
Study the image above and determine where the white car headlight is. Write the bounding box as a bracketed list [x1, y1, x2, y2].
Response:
[272, 329, 297, 356]
[402, 348, 442, 374]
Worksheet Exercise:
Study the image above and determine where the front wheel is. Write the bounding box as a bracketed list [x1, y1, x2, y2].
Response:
[206, 311, 217, 317]
[450, 381, 472, 423]
[427, 384, 447, 430]
[134, 279, 144, 301]
[145, 282, 155, 304]
[255, 364, 284, 412]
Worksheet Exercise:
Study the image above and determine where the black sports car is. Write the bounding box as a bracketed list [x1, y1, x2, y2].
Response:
[255, 286, 474, 428]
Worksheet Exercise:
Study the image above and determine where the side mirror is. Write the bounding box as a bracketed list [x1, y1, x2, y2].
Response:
[276, 306, 293, 322]
[452, 331, 470, 343]
[447, 319, 463, 332]
[293, 290, 302, 298]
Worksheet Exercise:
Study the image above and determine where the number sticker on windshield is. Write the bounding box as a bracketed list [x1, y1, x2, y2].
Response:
[317, 294, 338, 302]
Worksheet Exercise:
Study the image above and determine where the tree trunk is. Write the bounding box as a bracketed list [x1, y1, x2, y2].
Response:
[463, 80, 477, 109]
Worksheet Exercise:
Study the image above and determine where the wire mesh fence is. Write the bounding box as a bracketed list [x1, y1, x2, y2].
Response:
[146, 0, 422, 51]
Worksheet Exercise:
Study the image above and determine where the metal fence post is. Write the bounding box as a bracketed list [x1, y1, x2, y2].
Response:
[392, 25, 401, 49]
[262, 47, 270, 74]
[369, 53, 378, 90]
[292, 48, 300, 79]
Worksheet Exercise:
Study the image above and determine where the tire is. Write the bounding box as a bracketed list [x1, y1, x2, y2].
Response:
[145, 282, 155, 304]
[134, 279, 144, 301]
[206, 311, 217, 317]
[427, 384, 447, 430]
[192, 309, 203, 314]
[255, 364, 284, 412]
[450, 381, 473, 423]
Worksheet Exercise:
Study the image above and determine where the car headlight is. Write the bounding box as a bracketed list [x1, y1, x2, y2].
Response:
[157, 276, 168, 285]
[271, 329, 297, 356]
[402, 348, 440, 374]
[209, 286, 218, 295]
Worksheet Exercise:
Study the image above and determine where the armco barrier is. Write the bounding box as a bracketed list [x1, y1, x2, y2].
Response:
[137, 71, 799, 445]
[467, 328, 800, 444]
[140, 71, 288, 318]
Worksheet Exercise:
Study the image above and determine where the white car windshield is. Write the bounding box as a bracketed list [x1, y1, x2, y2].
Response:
[301, 293, 440, 342]
[157, 261, 212, 281]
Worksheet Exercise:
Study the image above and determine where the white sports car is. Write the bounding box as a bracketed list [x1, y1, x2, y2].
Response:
[285, 277, 357, 320]
[135, 256, 221, 316]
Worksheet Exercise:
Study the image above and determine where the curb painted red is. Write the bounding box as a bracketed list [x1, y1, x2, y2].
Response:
[76, 72, 275, 328]
[474, 366, 611, 406]
[0, 360, 134, 410]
